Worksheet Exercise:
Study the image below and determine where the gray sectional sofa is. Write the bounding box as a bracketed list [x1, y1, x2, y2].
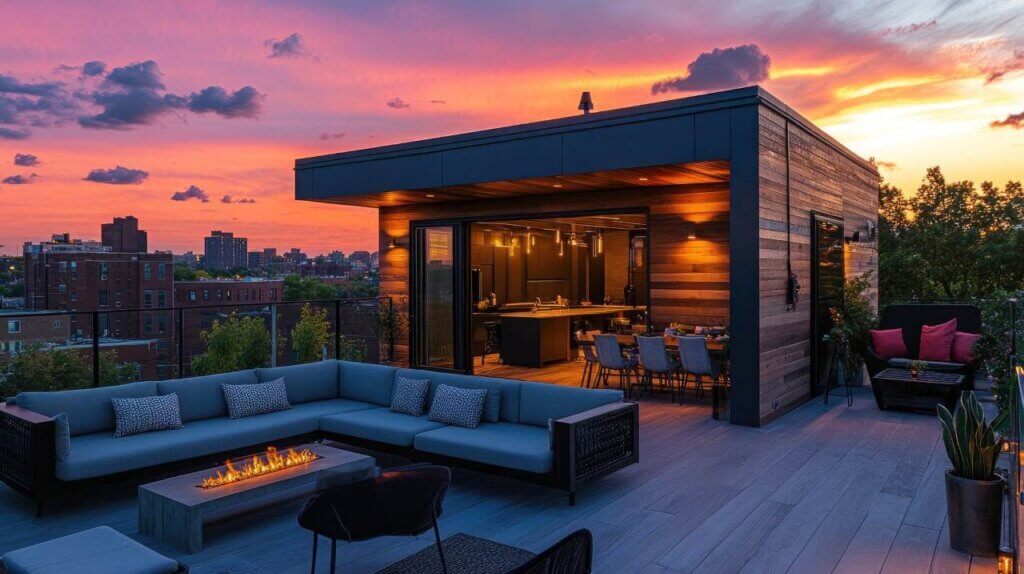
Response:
[0, 360, 638, 512]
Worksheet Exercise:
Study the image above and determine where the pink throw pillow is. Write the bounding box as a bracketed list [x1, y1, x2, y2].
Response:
[951, 331, 982, 363]
[869, 328, 908, 359]
[919, 319, 957, 362]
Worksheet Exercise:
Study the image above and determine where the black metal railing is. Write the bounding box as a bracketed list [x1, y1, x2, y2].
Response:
[1010, 356, 1024, 573]
[0, 296, 393, 396]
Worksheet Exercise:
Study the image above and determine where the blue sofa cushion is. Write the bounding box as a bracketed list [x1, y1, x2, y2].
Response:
[518, 383, 623, 428]
[111, 394, 184, 437]
[223, 379, 291, 418]
[397, 368, 502, 422]
[57, 398, 375, 481]
[257, 361, 339, 404]
[414, 422, 553, 474]
[427, 384, 486, 428]
[0, 525, 180, 574]
[157, 369, 256, 422]
[16, 381, 158, 436]
[320, 407, 446, 446]
[53, 413, 70, 462]
[390, 376, 430, 416]
[338, 361, 396, 406]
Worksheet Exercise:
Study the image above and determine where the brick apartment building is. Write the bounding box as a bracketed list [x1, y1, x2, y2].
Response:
[101, 215, 148, 253]
[203, 231, 248, 270]
[0, 309, 69, 354]
[174, 278, 283, 369]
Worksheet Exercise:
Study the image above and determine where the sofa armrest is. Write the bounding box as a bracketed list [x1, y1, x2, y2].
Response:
[0, 404, 56, 498]
[864, 346, 890, 379]
[552, 402, 639, 495]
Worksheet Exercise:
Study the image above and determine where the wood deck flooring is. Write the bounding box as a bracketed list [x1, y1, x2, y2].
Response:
[0, 388, 994, 573]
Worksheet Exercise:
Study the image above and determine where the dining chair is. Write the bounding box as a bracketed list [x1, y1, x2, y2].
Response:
[574, 330, 600, 388]
[676, 335, 720, 401]
[298, 464, 451, 574]
[594, 334, 639, 394]
[635, 335, 680, 401]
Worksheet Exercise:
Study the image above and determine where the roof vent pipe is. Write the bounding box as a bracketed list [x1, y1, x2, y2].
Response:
[578, 91, 594, 116]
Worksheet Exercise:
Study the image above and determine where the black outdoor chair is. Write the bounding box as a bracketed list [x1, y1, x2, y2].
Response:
[297, 464, 452, 574]
[864, 304, 982, 387]
[504, 529, 593, 574]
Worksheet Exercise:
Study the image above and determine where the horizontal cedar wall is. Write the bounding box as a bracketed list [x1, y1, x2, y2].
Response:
[757, 105, 879, 424]
[379, 183, 730, 365]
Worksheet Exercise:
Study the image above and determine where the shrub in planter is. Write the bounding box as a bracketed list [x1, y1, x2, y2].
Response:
[937, 392, 1006, 556]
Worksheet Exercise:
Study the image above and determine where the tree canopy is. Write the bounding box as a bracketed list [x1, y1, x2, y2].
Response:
[879, 166, 1024, 303]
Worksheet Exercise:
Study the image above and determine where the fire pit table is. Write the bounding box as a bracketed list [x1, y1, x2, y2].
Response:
[139, 443, 374, 553]
[871, 367, 964, 413]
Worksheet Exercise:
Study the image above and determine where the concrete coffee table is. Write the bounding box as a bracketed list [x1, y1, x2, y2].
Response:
[139, 443, 374, 553]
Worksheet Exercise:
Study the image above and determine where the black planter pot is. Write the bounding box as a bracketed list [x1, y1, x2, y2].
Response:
[945, 470, 1003, 556]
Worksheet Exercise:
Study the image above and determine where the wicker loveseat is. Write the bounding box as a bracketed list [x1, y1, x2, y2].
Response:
[865, 303, 982, 389]
[0, 360, 638, 514]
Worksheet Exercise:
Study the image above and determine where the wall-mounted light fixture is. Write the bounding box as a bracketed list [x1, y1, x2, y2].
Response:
[682, 221, 697, 240]
[866, 220, 877, 241]
[844, 230, 861, 244]
[388, 237, 399, 249]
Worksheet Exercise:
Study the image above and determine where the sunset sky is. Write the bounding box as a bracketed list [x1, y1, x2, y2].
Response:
[1, 0, 1022, 256]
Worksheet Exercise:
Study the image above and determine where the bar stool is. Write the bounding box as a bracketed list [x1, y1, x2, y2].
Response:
[481, 321, 501, 365]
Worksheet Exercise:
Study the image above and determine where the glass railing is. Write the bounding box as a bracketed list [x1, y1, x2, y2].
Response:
[0, 296, 394, 397]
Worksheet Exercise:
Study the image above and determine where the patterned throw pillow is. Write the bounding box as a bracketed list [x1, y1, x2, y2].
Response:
[222, 378, 291, 419]
[390, 376, 431, 416]
[111, 394, 184, 438]
[428, 384, 487, 429]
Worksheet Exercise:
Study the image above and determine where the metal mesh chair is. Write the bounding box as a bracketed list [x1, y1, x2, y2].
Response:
[298, 464, 451, 574]
[504, 529, 593, 574]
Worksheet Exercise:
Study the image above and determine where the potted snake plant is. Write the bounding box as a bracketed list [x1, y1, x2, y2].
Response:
[937, 392, 1006, 556]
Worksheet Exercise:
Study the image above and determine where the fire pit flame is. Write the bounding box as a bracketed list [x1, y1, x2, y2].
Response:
[198, 446, 319, 489]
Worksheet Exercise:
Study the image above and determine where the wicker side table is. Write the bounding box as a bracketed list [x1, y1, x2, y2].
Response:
[871, 368, 964, 413]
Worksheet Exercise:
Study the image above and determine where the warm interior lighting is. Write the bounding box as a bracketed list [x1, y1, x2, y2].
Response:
[198, 446, 319, 489]
[553, 183, 563, 188]
[554, 229, 561, 243]
[558, 240, 564, 257]
[425, 193, 436, 198]
[388, 237, 398, 249]
[997, 550, 1013, 574]
[638, 177, 648, 181]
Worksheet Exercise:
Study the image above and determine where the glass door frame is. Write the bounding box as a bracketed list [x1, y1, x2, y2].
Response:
[408, 207, 651, 376]
[809, 212, 845, 397]
[408, 220, 472, 373]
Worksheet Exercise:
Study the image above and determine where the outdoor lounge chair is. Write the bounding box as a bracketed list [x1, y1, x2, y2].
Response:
[864, 304, 982, 387]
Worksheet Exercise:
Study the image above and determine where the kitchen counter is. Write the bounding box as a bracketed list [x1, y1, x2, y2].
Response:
[498, 305, 641, 367]
[497, 305, 640, 320]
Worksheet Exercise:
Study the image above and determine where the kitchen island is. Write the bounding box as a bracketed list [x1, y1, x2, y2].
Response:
[498, 305, 640, 367]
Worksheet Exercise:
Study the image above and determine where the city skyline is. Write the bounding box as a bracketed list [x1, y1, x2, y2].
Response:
[2, 1, 1023, 256]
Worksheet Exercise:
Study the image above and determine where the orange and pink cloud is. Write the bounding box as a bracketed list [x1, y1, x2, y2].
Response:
[0, 0, 1021, 256]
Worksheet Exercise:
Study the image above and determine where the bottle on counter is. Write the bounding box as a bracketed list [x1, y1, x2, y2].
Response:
[489, 292, 497, 307]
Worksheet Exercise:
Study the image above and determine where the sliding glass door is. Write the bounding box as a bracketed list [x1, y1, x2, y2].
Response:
[810, 214, 845, 396]
[411, 224, 468, 371]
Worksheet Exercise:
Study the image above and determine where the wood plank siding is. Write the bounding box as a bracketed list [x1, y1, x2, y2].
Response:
[379, 183, 731, 365]
[757, 104, 879, 424]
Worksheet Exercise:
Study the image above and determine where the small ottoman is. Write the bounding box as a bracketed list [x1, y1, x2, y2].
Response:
[0, 526, 184, 574]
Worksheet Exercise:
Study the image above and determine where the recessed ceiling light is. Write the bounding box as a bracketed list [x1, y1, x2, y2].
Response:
[553, 183, 563, 188]
[425, 194, 436, 198]
[638, 177, 649, 182]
